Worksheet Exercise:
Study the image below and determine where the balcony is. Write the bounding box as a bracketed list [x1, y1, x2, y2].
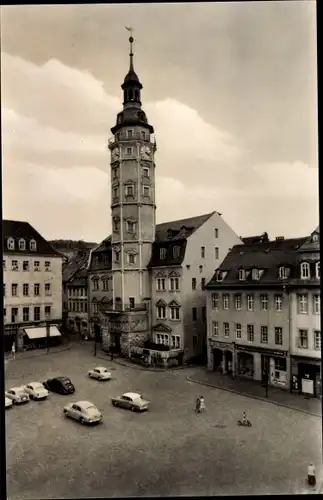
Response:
[108, 133, 156, 148]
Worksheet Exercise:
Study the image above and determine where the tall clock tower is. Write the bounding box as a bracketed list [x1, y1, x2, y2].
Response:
[108, 33, 156, 310]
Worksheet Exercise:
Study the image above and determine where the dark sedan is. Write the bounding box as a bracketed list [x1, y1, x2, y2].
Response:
[43, 377, 75, 395]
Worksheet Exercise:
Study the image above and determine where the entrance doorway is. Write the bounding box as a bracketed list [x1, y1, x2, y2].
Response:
[225, 350, 233, 373]
[213, 349, 223, 372]
[111, 334, 121, 354]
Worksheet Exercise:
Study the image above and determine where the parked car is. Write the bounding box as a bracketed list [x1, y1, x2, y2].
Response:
[63, 400, 102, 425]
[5, 387, 30, 405]
[111, 392, 150, 412]
[88, 367, 111, 381]
[5, 396, 13, 409]
[43, 377, 75, 395]
[24, 382, 49, 400]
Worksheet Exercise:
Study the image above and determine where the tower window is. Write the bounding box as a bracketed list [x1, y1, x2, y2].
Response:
[126, 221, 136, 233]
[143, 167, 150, 178]
[128, 253, 136, 265]
[125, 185, 134, 197]
[126, 147, 133, 155]
[112, 168, 118, 179]
[135, 90, 139, 101]
[141, 131, 146, 140]
[113, 187, 119, 199]
[127, 129, 133, 138]
[143, 186, 150, 197]
[113, 219, 120, 232]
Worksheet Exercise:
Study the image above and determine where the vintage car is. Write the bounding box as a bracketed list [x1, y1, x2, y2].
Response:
[5, 387, 30, 405]
[111, 392, 150, 412]
[63, 400, 102, 425]
[88, 367, 112, 381]
[24, 382, 49, 400]
[43, 377, 75, 395]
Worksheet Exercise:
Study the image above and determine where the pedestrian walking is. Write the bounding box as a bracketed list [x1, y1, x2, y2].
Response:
[199, 396, 205, 413]
[11, 342, 16, 360]
[307, 464, 316, 487]
[195, 397, 201, 413]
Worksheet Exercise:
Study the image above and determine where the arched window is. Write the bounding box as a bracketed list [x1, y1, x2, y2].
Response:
[300, 262, 310, 279]
[30, 239, 37, 251]
[19, 238, 26, 250]
[128, 89, 134, 101]
[7, 237, 15, 250]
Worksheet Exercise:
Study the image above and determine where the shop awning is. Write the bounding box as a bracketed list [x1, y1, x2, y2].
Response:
[24, 326, 62, 339]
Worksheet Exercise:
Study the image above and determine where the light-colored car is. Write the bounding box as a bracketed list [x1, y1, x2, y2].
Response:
[5, 386, 30, 405]
[111, 392, 150, 412]
[24, 382, 49, 400]
[63, 400, 102, 425]
[5, 396, 13, 409]
[88, 366, 112, 381]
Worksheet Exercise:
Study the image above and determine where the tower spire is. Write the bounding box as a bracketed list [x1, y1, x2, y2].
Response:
[126, 26, 134, 72]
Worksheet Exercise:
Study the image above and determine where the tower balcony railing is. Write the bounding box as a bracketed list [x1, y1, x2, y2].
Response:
[108, 133, 156, 147]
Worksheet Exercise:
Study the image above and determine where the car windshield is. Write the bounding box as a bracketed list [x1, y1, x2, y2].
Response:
[61, 379, 71, 384]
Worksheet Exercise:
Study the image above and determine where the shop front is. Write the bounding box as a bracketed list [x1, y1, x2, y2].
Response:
[291, 357, 321, 398]
[236, 351, 254, 378]
[4, 325, 19, 352]
[209, 339, 235, 374]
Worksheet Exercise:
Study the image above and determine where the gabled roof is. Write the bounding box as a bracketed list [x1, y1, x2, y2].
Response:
[3, 220, 61, 257]
[155, 212, 216, 242]
[206, 236, 308, 288]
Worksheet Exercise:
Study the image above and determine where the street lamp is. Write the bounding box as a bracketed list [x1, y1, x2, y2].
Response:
[45, 310, 50, 354]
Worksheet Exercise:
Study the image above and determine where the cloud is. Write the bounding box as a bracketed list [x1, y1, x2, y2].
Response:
[1, 52, 319, 241]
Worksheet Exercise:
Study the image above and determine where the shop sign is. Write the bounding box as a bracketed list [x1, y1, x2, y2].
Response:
[210, 340, 233, 350]
[235, 344, 287, 358]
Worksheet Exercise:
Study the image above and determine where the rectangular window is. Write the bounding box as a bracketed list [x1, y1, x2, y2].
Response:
[126, 147, 132, 155]
[173, 246, 180, 259]
[261, 326, 268, 343]
[313, 295, 320, 314]
[23, 307, 29, 322]
[23, 260, 29, 271]
[45, 283, 51, 296]
[236, 323, 242, 339]
[127, 129, 133, 138]
[202, 306, 206, 321]
[298, 329, 308, 348]
[247, 325, 254, 342]
[143, 167, 150, 178]
[214, 228, 218, 238]
[12, 284, 18, 296]
[223, 294, 229, 310]
[3, 260, 6, 270]
[157, 305, 166, 319]
[128, 253, 136, 265]
[223, 322, 230, 337]
[170, 307, 180, 320]
[171, 335, 180, 349]
[129, 297, 135, 309]
[45, 261, 51, 271]
[11, 307, 18, 323]
[192, 278, 196, 290]
[201, 277, 206, 290]
[247, 294, 254, 311]
[115, 251, 120, 263]
[275, 294, 283, 312]
[274, 358, 286, 371]
[143, 186, 150, 197]
[45, 305, 51, 318]
[125, 185, 134, 197]
[211, 293, 219, 309]
[275, 327, 283, 345]
[93, 280, 99, 291]
[214, 247, 219, 259]
[170, 277, 180, 291]
[314, 330, 321, 350]
[260, 294, 268, 311]
[34, 260, 40, 271]
[12, 260, 18, 271]
[156, 333, 169, 346]
[297, 294, 308, 314]
[192, 307, 197, 321]
[23, 284, 29, 296]
[201, 246, 205, 258]
[156, 278, 166, 291]
[34, 306, 40, 321]
[212, 321, 219, 336]
[235, 294, 242, 310]
[112, 168, 118, 179]
[160, 248, 167, 260]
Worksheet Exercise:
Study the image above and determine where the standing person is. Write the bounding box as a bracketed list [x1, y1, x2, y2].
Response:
[199, 396, 205, 413]
[11, 342, 16, 360]
[307, 464, 316, 487]
[195, 397, 200, 413]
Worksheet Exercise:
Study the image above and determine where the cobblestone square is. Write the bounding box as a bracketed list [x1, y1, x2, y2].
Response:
[5, 345, 322, 499]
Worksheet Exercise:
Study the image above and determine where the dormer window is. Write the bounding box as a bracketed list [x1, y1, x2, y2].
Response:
[160, 248, 166, 260]
[238, 269, 246, 281]
[252, 269, 260, 280]
[300, 262, 310, 279]
[173, 246, 180, 259]
[19, 239, 26, 250]
[279, 267, 289, 280]
[316, 262, 320, 279]
[30, 239, 37, 251]
[216, 270, 223, 282]
[312, 233, 319, 242]
[167, 230, 173, 240]
[7, 238, 15, 250]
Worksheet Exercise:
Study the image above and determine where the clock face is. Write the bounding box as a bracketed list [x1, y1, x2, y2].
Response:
[141, 145, 151, 159]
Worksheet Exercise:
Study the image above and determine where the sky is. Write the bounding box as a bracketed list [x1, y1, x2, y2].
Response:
[1, 2, 318, 242]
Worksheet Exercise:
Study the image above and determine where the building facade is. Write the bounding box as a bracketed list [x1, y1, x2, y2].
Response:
[87, 34, 242, 364]
[3, 220, 63, 351]
[205, 234, 316, 392]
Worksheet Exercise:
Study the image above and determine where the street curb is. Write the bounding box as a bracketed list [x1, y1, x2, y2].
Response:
[6, 343, 72, 361]
[95, 352, 189, 372]
[186, 376, 322, 417]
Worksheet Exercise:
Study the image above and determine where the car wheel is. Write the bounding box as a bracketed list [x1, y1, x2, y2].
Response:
[131, 406, 136, 412]
[98, 376, 102, 381]
[80, 417, 85, 425]
[113, 401, 117, 406]
[63, 409, 68, 415]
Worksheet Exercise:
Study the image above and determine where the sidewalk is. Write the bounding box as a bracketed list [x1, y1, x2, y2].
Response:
[4, 342, 72, 361]
[187, 368, 322, 417]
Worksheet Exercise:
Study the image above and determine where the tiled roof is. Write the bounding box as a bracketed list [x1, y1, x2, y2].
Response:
[241, 232, 269, 245]
[3, 220, 61, 256]
[148, 239, 187, 268]
[206, 237, 308, 288]
[155, 212, 215, 242]
[63, 251, 90, 284]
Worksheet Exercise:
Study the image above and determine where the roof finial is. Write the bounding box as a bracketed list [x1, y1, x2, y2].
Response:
[125, 26, 134, 71]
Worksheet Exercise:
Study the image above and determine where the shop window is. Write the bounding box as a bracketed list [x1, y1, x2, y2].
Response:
[274, 358, 286, 371]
